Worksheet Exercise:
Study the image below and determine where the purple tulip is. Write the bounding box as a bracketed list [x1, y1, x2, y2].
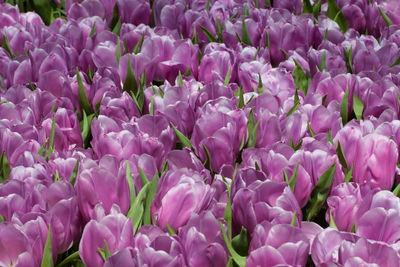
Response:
[151, 168, 214, 231]
[79, 211, 134, 267]
[191, 107, 247, 173]
[232, 179, 302, 234]
[117, 0, 151, 25]
[179, 211, 228, 266]
[247, 221, 309, 267]
[76, 155, 130, 221]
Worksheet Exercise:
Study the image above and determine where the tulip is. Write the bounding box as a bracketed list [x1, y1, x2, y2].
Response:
[79, 212, 134, 267]
[180, 211, 228, 266]
[232, 179, 302, 234]
[151, 168, 214, 231]
[247, 221, 310, 267]
[117, 0, 151, 25]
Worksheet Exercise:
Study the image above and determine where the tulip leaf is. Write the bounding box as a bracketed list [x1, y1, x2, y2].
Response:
[307, 121, 316, 137]
[290, 136, 303, 151]
[224, 66, 231, 86]
[313, 0, 322, 18]
[170, 122, 193, 149]
[326, 0, 348, 33]
[336, 141, 348, 172]
[329, 210, 338, 229]
[133, 32, 145, 54]
[123, 57, 138, 97]
[320, 50, 327, 71]
[192, 27, 199, 45]
[237, 86, 244, 109]
[222, 175, 233, 239]
[206, 0, 211, 10]
[55, 251, 81, 267]
[219, 220, 246, 267]
[343, 46, 353, 73]
[340, 86, 349, 125]
[293, 58, 310, 96]
[116, 38, 121, 64]
[378, 7, 393, 27]
[41, 224, 53, 267]
[80, 110, 95, 149]
[161, 160, 168, 174]
[46, 112, 56, 162]
[393, 182, 400, 197]
[199, 26, 218, 43]
[0, 215, 4, 223]
[303, 162, 336, 221]
[257, 74, 264, 94]
[177, 71, 184, 87]
[216, 17, 224, 42]
[390, 55, 400, 67]
[76, 68, 94, 115]
[166, 222, 176, 235]
[353, 93, 364, 120]
[149, 96, 154, 115]
[246, 108, 260, 148]
[0, 151, 10, 183]
[226, 258, 233, 267]
[53, 170, 60, 182]
[89, 22, 97, 37]
[69, 160, 79, 186]
[202, 145, 213, 174]
[126, 162, 136, 207]
[344, 163, 353, 183]
[286, 88, 300, 117]
[241, 17, 253, 46]
[231, 227, 249, 256]
[2, 35, 14, 58]
[327, 129, 334, 144]
[38, 139, 48, 157]
[291, 210, 297, 226]
[288, 161, 300, 192]
[97, 240, 111, 261]
[128, 182, 151, 234]
[303, 0, 313, 14]
[143, 172, 159, 225]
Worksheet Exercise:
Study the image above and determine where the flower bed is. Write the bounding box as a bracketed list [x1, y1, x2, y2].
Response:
[1, 0, 400, 266]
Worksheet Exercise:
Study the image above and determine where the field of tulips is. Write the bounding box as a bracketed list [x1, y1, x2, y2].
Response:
[2, 0, 400, 266]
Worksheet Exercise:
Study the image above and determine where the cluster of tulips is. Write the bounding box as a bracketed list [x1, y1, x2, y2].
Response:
[2, 0, 400, 266]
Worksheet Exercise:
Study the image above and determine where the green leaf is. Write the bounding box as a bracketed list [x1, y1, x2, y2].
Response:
[0, 151, 11, 183]
[46, 112, 56, 161]
[126, 162, 137, 208]
[303, 0, 313, 14]
[231, 227, 249, 256]
[286, 89, 300, 117]
[149, 96, 154, 115]
[320, 50, 327, 71]
[38, 139, 48, 157]
[192, 27, 198, 44]
[53, 170, 60, 182]
[252, 47, 260, 61]
[329, 210, 338, 229]
[290, 136, 303, 151]
[0, 215, 4, 223]
[166, 222, 176, 235]
[257, 74, 264, 94]
[390, 55, 400, 67]
[143, 172, 159, 225]
[184, 66, 191, 76]
[353, 93, 364, 120]
[224, 66, 231, 86]
[203, 145, 213, 173]
[378, 7, 393, 27]
[303, 162, 336, 221]
[2, 35, 14, 58]
[344, 163, 353, 183]
[241, 17, 253, 46]
[116, 38, 121, 64]
[219, 221, 247, 267]
[222, 175, 233, 239]
[307, 121, 316, 137]
[76, 68, 94, 115]
[127, 182, 151, 234]
[327, 129, 334, 144]
[97, 240, 112, 261]
[55, 251, 81, 267]
[161, 160, 169, 174]
[170, 122, 193, 149]
[288, 161, 300, 192]
[216, 18, 224, 42]
[292, 59, 310, 96]
[343, 46, 353, 73]
[246, 108, 259, 148]
[313, 0, 322, 18]
[340, 86, 349, 125]
[132, 32, 145, 54]
[206, 0, 211, 10]
[291, 210, 297, 226]
[393, 182, 400, 197]
[327, 0, 348, 32]
[41, 225, 53, 267]
[237, 86, 244, 109]
[112, 18, 121, 35]
[89, 22, 97, 37]
[336, 141, 348, 172]
[138, 167, 149, 187]
[69, 160, 79, 186]
[123, 57, 138, 96]
[264, 30, 270, 50]
[199, 25, 217, 43]
[178, 71, 183, 86]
